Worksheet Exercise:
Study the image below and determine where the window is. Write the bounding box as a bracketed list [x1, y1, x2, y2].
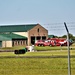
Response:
[37, 28, 39, 32]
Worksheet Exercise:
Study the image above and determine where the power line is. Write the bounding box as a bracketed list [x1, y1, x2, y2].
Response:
[40, 22, 75, 36]
[43, 22, 75, 25]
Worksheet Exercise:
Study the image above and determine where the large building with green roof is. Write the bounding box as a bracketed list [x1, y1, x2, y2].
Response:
[0, 24, 48, 47]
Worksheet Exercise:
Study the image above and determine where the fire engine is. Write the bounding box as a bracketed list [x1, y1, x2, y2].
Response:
[47, 38, 73, 46]
[35, 40, 52, 46]
[35, 38, 73, 46]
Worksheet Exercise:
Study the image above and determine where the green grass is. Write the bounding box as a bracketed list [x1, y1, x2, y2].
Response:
[0, 50, 75, 57]
[0, 45, 75, 75]
[0, 50, 75, 56]
[0, 57, 75, 75]
[24, 50, 75, 56]
[34, 46, 75, 51]
[0, 50, 75, 75]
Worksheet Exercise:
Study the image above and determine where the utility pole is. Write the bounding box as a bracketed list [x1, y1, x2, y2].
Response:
[64, 22, 71, 75]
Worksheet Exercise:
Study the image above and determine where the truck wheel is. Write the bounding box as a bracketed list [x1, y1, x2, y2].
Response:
[41, 44, 44, 46]
[49, 44, 52, 46]
[38, 44, 41, 46]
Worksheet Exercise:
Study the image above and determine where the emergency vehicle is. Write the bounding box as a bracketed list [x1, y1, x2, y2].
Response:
[35, 38, 73, 46]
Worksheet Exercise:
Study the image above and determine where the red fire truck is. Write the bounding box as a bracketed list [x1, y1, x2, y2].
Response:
[47, 38, 73, 46]
[35, 40, 52, 46]
[35, 38, 73, 46]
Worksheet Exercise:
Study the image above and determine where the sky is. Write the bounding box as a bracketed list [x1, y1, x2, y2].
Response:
[0, 0, 75, 36]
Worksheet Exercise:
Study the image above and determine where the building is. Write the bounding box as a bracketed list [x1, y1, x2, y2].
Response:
[0, 24, 48, 47]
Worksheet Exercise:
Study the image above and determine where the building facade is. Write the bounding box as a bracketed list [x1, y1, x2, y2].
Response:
[0, 24, 48, 47]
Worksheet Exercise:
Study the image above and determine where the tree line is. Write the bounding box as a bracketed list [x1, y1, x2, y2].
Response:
[55, 33, 75, 41]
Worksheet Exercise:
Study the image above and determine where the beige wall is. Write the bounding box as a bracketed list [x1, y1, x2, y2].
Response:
[2, 41, 6, 47]
[13, 32, 28, 37]
[2, 41, 12, 47]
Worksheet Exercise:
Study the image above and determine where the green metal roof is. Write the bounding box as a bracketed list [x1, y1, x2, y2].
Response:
[0, 24, 37, 32]
[0, 35, 11, 41]
[0, 33, 27, 41]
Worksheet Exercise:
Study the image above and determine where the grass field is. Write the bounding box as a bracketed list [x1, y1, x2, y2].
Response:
[0, 45, 75, 75]
[0, 50, 75, 75]
[0, 57, 75, 75]
[0, 49, 75, 56]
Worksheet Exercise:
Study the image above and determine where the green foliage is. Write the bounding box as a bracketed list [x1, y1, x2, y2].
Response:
[61, 33, 74, 39]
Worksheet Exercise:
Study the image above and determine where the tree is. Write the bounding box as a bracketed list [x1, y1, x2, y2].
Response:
[62, 33, 74, 39]
[62, 35, 67, 38]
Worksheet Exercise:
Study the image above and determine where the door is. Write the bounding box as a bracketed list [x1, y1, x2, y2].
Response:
[42, 36, 46, 40]
[31, 36, 35, 45]
[0, 41, 2, 47]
